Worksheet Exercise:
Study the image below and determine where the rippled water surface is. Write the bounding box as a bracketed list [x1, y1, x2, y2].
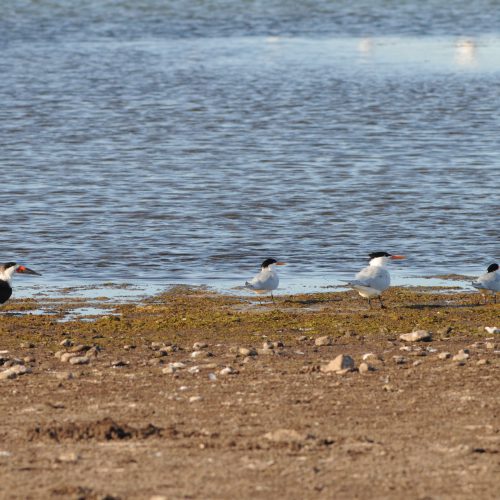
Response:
[1, 1, 499, 293]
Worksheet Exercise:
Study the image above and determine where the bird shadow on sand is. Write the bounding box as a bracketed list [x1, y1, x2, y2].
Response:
[283, 297, 341, 306]
[405, 303, 484, 310]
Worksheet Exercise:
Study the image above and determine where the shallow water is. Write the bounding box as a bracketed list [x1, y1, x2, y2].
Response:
[1, 1, 498, 296]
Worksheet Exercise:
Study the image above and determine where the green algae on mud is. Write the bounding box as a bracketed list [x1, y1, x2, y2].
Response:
[0, 287, 498, 350]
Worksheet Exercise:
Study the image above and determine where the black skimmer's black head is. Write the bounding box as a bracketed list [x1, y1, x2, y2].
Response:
[0, 262, 41, 281]
[487, 263, 499, 273]
[261, 258, 286, 269]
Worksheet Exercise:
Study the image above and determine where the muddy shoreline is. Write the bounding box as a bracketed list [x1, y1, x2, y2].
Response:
[0, 288, 499, 499]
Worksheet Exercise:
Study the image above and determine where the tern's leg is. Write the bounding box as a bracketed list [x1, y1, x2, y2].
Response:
[367, 298, 372, 309]
[379, 296, 386, 309]
[271, 292, 275, 304]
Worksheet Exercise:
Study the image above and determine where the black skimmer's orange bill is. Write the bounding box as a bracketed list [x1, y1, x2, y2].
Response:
[0, 262, 42, 305]
[347, 252, 406, 309]
[245, 258, 286, 303]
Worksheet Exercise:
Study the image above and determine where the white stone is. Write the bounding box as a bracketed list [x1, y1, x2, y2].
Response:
[321, 354, 355, 373]
[399, 330, 432, 342]
[438, 352, 451, 360]
[485, 327, 500, 334]
[314, 336, 333, 346]
[68, 356, 90, 365]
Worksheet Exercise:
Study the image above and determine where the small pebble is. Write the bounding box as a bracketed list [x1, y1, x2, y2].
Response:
[393, 356, 407, 364]
[358, 362, 374, 374]
[452, 350, 470, 362]
[438, 352, 451, 360]
[314, 336, 333, 347]
[477, 359, 489, 366]
[400, 330, 432, 342]
[321, 354, 355, 373]
[193, 342, 208, 350]
[220, 366, 237, 375]
[239, 347, 257, 357]
[68, 356, 90, 365]
[60, 352, 78, 363]
[20, 342, 35, 349]
[60, 339, 73, 347]
[485, 327, 500, 334]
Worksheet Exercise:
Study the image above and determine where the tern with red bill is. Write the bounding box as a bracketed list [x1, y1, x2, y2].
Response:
[472, 263, 499, 303]
[347, 252, 406, 309]
[0, 262, 42, 305]
[245, 258, 286, 303]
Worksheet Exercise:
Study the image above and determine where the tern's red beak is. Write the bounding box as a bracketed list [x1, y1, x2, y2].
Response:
[390, 255, 406, 260]
[275, 262, 287, 266]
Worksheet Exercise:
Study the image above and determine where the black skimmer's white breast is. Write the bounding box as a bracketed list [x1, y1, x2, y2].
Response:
[245, 258, 286, 303]
[0, 262, 41, 305]
[472, 263, 499, 303]
[347, 251, 406, 309]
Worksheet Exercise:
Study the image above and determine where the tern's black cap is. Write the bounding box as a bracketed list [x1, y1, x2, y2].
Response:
[369, 252, 391, 260]
[261, 258, 278, 268]
[487, 263, 499, 273]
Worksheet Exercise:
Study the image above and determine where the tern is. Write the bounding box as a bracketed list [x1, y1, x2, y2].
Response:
[472, 263, 499, 303]
[0, 262, 41, 305]
[245, 258, 286, 303]
[347, 252, 406, 309]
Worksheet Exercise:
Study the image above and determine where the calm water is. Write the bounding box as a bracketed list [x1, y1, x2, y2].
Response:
[1, 1, 499, 295]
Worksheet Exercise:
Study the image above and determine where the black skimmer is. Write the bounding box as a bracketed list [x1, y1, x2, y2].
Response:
[472, 263, 499, 304]
[0, 262, 41, 305]
[347, 252, 406, 309]
[245, 258, 286, 303]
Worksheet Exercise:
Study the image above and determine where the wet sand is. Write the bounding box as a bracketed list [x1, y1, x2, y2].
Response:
[0, 287, 499, 499]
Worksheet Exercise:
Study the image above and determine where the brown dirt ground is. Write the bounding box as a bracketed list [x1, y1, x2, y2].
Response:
[0, 288, 499, 500]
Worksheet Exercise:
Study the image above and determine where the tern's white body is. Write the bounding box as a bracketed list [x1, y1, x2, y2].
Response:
[472, 268, 500, 296]
[245, 265, 279, 294]
[348, 256, 391, 298]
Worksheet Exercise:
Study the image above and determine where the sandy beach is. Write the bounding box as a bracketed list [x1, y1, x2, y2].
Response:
[0, 287, 498, 499]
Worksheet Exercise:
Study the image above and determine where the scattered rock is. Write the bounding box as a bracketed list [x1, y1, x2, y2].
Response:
[477, 359, 489, 366]
[219, 366, 238, 376]
[60, 339, 73, 348]
[191, 350, 212, 359]
[393, 356, 407, 364]
[162, 362, 186, 374]
[262, 341, 273, 350]
[20, 342, 35, 349]
[0, 365, 31, 380]
[314, 336, 333, 347]
[24, 356, 35, 364]
[69, 356, 90, 365]
[239, 347, 257, 357]
[452, 350, 470, 362]
[55, 372, 74, 380]
[188, 396, 203, 403]
[60, 353, 79, 363]
[54, 351, 64, 359]
[85, 347, 100, 359]
[298, 336, 308, 341]
[412, 360, 423, 367]
[485, 327, 500, 334]
[399, 330, 432, 342]
[485, 342, 496, 350]
[193, 342, 208, 350]
[358, 362, 374, 374]
[321, 355, 355, 373]
[438, 352, 451, 360]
